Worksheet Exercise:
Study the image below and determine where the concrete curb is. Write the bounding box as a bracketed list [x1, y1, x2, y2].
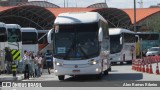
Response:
[0, 74, 24, 82]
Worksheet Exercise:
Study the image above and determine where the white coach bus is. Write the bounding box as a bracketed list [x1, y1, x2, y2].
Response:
[109, 28, 136, 64]
[0, 22, 7, 72]
[0, 22, 7, 52]
[21, 27, 38, 56]
[6, 24, 22, 61]
[47, 12, 111, 80]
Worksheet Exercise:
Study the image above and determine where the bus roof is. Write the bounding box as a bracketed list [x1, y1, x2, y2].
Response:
[54, 12, 107, 24]
[37, 30, 49, 33]
[136, 32, 159, 34]
[109, 28, 135, 35]
[0, 22, 6, 27]
[6, 24, 21, 29]
[21, 27, 37, 33]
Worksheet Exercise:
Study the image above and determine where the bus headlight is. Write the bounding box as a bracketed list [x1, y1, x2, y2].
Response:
[89, 59, 98, 65]
[56, 62, 63, 66]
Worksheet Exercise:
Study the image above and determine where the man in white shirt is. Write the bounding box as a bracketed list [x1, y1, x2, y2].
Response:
[37, 55, 42, 76]
[23, 50, 30, 79]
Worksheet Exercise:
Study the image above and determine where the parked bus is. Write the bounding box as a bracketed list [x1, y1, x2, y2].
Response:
[37, 30, 49, 52]
[6, 24, 22, 61]
[47, 12, 111, 80]
[21, 27, 38, 56]
[0, 22, 7, 52]
[109, 28, 136, 64]
[0, 22, 7, 72]
[135, 32, 160, 57]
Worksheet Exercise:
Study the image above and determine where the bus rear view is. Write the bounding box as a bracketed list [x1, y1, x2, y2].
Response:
[48, 12, 110, 80]
[21, 27, 38, 56]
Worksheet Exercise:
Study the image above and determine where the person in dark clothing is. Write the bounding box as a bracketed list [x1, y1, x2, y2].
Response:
[45, 50, 53, 74]
[4, 47, 13, 74]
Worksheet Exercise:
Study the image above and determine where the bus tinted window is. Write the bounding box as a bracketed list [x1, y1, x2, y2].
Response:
[54, 23, 99, 59]
[124, 33, 135, 43]
[8, 28, 21, 42]
[0, 27, 7, 42]
[138, 34, 159, 40]
[110, 35, 122, 54]
[22, 32, 38, 44]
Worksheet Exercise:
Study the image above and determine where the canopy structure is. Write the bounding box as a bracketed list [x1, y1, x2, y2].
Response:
[0, 1, 159, 31]
[93, 8, 132, 29]
[18, 1, 60, 8]
[0, 5, 56, 30]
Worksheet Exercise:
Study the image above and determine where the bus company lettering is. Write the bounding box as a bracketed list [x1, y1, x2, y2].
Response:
[12, 82, 42, 87]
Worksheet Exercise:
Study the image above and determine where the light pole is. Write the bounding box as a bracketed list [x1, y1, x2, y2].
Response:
[64, 0, 65, 8]
[134, 0, 137, 32]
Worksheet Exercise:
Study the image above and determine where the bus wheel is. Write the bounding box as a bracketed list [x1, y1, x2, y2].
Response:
[104, 70, 109, 75]
[96, 73, 102, 79]
[127, 61, 132, 64]
[108, 66, 111, 71]
[58, 75, 65, 80]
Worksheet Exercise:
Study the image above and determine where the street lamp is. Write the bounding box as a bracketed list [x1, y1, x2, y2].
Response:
[134, 0, 137, 32]
[64, 0, 65, 8]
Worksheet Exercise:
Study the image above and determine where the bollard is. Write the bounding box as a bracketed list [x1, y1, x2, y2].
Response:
[12, 61, 16, 77]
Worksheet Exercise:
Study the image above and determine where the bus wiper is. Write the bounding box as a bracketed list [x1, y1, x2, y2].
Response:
[78, 44, 89, 59]
[64, 40, 75, 59]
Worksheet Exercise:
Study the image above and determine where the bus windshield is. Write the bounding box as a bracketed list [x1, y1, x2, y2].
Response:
[8, 28, 21, 42]
[22, 32, 37, 44]
[54, 23, 99, 60]
[0, 27, 7, 42]
[110, 35, 122, 54]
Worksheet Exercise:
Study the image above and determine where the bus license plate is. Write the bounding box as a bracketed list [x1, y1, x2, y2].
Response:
[72, 70, 80, 73]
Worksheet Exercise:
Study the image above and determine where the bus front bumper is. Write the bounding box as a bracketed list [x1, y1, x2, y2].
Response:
[54, 64, 102, 76]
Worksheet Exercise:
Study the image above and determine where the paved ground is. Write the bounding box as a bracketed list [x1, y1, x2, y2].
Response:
[21, 63, 160, 81]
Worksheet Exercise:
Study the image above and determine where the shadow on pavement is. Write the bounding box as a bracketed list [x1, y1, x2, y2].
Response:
[62, 73, 143, 82]
[103, 73, 143, 81]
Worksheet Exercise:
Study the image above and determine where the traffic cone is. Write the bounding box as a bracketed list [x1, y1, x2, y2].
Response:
[142, 64, 145, 72]
[149, 64, 153, 74]
[146, 64, 149, 73]
[155, 63, 159, 75]
[139, 63, 142, 72]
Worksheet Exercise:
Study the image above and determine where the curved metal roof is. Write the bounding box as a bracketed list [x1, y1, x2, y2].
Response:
[123, 8, 160, 24]
[0, 6, 159, 31]
[87, 3, 108, 8]
[18, 1, 60, 8]
[92, 8, 132, 29]
[0, 5, 56, 30]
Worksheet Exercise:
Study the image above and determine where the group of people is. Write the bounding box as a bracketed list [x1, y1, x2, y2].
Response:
[23, 49, 53, 78]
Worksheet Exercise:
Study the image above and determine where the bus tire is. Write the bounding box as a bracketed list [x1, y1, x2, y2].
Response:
[104, 70, 109, 75]
[127, 61, 132, 64]
[58, 75, 65, 80]
[96, 73, 102, 79]
[108, 66, 111, 71]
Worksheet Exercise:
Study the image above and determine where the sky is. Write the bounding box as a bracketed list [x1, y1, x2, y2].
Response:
[28, 0, 160, 8]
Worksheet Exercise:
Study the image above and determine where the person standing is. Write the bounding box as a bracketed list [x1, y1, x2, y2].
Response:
[34, 55, 38, 77]
[37, 55, 42, 76]
[45, 50, 53, 74]
[4, 47, 13, 74]
[23, 50, 30, 79]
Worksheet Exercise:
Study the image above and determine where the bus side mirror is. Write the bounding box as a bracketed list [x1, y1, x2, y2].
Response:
[47, 29, 53, 43]
[120, 36, 122, 45]
[98, 27, 103, 42]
